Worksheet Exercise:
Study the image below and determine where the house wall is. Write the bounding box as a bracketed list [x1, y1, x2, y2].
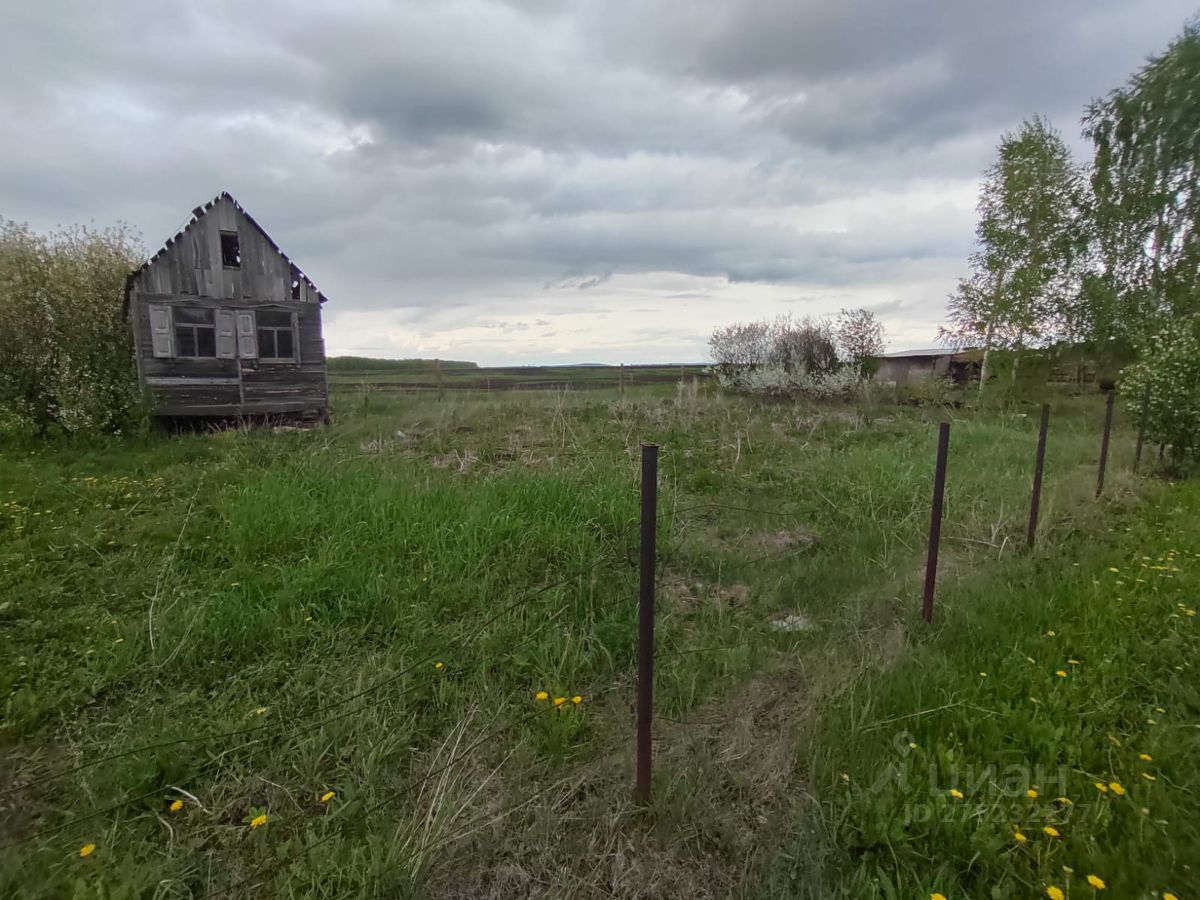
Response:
[877, 357, 938, 384]
[128, 196, 328, 417]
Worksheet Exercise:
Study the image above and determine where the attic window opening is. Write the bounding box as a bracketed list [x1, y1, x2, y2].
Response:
[290, 265, 302, 300]
[220, 231, 241, 268]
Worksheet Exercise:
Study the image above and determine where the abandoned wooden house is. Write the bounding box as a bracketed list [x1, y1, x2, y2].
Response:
[125, 192, 329, 420]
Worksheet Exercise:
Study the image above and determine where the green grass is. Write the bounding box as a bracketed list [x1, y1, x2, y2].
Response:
[1, 384, 1184, 898]
[812, 476, 1200, 899]
[327, 362, 709, 390]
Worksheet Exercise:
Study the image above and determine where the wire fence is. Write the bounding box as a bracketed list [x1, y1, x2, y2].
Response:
[6, 391, 1145, 894]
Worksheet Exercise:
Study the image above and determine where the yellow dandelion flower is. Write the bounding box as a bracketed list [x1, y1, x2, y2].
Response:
[1142, 772, 1157, 782]
[1086, 874, 1106, 889]
[320, 791, 335, 803]
[1047, 887, 1065, 900]
[169, 799, 184, 812]
[553, 696, 566, 707]
[1013, 830, 1027, 843]
[250, 814, 268, 829]
[254, 707, 268, 715]
[1139, 753, 1153, 761]
[79, 843, 96, 858]
[571, 695, 583, 704]
[1094, 782, 1108, 792]
[1109, 782, 1125, 795]
[1045, 630, 1056, 637]
[1164, 893, 1179, 900]
[948, 789, 964, 799]
[535, 691, 549, 701]
[1055, 796, 1073, 806]
[1043, 826, 1060, 837]
[1027, 788, 1039, 799]
[434, 661, 444, 670]
[931, 894, 947, 900]
[1055, 670, 1068, 678]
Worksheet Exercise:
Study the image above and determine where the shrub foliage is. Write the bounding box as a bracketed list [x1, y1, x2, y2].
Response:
[0, 219, 144, 433]
[1121, 315, 1200, 464]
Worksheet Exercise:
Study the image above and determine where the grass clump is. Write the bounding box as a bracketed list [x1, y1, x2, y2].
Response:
[815, 481, 1200, 898]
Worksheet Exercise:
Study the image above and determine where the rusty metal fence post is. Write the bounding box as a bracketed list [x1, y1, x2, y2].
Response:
[1096, 390, 1115, 497]
[1027, 403, 1050, 550]
[1133, 386, 1149, 475]
[922, 422, 950, 624]
[634, 443, 658, 803]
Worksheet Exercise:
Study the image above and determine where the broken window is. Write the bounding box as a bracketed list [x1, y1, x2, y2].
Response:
[256, 308, 296, 360]
[173, 306, 217, 358]
[220, 230, 241, 268]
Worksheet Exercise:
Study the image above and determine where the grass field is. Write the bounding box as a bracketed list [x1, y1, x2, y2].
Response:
[326, 361, 709, 392]
[2, 383, 1196, 898]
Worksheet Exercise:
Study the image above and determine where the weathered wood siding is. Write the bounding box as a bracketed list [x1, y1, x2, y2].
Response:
[128, 195, 328, 417]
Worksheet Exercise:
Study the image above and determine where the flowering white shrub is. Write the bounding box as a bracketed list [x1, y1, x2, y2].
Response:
[710, 313, 868, 399]
[1121, 316, 1200, 462]
[717, 363, 862, 399]
[0, 220, 144, 434]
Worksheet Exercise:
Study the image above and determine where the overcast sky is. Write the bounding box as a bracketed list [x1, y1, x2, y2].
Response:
[1, 1, 1193, 364]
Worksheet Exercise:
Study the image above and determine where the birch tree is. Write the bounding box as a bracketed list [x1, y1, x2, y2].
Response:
[941, 117, 1084, 388]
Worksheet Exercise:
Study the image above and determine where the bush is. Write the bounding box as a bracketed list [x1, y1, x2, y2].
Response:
[709, 314, 855, 398]
[0, 219, 144, 434]
[1121, 315, 1200, 465]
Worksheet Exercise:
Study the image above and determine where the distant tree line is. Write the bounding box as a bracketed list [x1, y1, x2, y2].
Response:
[327, 356, 479, 374]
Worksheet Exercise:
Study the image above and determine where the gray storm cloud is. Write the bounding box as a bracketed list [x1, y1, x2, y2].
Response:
[0, 0, 1193, 361]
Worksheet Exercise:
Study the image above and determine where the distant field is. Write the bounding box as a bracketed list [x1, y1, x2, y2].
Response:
[327, 362, 711, 391]
[2, 385, 1195, 898]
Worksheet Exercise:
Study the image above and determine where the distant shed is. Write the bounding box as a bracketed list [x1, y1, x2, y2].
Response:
[126, 192, 329, 420]
[874, 348, 981, 385]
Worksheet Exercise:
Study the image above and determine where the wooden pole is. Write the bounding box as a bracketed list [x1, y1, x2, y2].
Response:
[634, 443, 658, 804]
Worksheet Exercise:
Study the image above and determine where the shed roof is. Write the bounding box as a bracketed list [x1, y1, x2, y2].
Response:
[879, 348, 952, 359]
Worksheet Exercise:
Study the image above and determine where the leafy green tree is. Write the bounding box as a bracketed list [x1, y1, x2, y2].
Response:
[1084, 20, 1200, 342]
[836, 307, 886, 377]
[941, 117, 1085, 388]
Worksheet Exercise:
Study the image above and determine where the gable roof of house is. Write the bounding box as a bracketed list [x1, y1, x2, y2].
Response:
[129, 191, 328, 304]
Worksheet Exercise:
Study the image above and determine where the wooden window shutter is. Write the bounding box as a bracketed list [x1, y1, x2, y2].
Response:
[236, 311, 258, 358]
[215, 309, 237, 358]
[149, 304, 173, 358]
